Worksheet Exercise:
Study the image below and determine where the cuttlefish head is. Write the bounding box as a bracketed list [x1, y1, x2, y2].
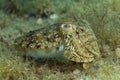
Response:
[59, 22, 100, 63]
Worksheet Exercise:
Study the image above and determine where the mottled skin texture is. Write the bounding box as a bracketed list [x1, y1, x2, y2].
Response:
[14, 20, 100, 69]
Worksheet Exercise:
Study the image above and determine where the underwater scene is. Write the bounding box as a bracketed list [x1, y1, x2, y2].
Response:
[0, 0, 120, 80]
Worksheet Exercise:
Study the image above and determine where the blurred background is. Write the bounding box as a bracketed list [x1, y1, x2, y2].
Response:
[0, 0, 120, 80]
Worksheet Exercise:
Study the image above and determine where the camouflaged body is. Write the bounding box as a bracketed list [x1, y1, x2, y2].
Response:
[14, 20, 100, 63]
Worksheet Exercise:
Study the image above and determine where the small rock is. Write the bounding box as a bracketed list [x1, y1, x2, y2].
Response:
[36, 18, 43, 25]
[50, 14, 58, 20]
[73, 69, 80, 75]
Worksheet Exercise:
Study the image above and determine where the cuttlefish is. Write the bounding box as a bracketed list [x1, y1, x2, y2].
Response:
[14, 20, 100, 69]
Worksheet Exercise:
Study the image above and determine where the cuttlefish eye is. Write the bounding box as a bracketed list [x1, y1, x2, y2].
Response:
[60, 23, 75, 34]
[63, 24, 72, 28]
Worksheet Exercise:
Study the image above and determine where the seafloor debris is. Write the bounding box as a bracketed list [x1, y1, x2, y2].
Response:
[14, 20, 100, 69]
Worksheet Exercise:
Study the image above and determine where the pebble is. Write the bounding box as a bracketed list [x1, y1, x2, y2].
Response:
[36, 18, 43, 25]
[73, 69, 81, 75]
[50, 14, 58, 20]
